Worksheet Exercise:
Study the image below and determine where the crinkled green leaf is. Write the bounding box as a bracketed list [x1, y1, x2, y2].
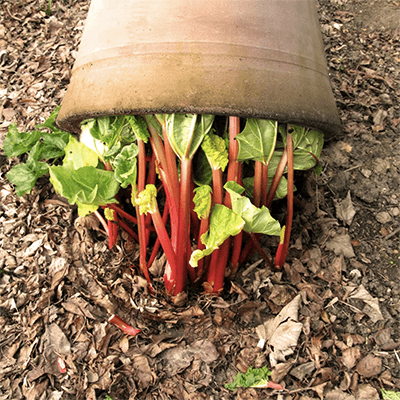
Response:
[80, 120, 108, 161]
[381, 389, 400, 400]
[114, 116, 136, 145]
[126, 115, 150, 143]
[279, 126, 324, 169]
[189, 204, 244, 267]
[193, 185, 213, 219]
[224, 181, 245, 196]
[103, 142, 122, 159]
[40, 131, 71, 160]
[6, 163, 43, 197]
[3, 124, 41, 157]
[166, 114, 214, 159]
[201, 132, 229, 171]
[96, 116, 114, 144]
[80, 116, 135, 160]
[295, 128, 323, 161]
[236, 119, 278, 163]
[224, 182, 281, 235]
[112, 143, 139, 188]
[134, 184, 158, 215]
[193, 148, 213, 186]
[279, 124, 306, 149]
[38, 105, 61, 131]
[269, 148, 320, 172]
[225, 366, 271, 391]
[63, 136, 99, 169]
[6, 142, 49, 196]
[49, 165, 119, 216]
[242, 175, 289, 200]
[292, 149, 321, 170]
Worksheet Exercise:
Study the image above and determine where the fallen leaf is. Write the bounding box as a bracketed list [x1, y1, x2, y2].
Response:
[348, 285, 383, 323]
[42, 323, 71, 375]
[119, 335, 130, 353]
[131, 353, 156, 389]
[188, 340, 219, 364]
[158, 346, 194, 377]
[355, 384, 380, 400]
[334, 191, 356, 226]
[326, 234, 356, 258]
[324, 388, 355, 400]
[289, 361, 315, 381]
[342, 347, 361, 369]
[356, 354, 382, 378]
[271, 361, 294, 383]
[256, 294, 303, 367]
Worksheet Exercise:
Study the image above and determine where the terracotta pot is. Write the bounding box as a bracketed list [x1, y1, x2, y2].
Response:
[57, 0, 340, 138]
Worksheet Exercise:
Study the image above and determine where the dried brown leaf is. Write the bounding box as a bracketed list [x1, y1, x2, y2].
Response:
[356, 354, 382, 378]
[342, 347, 361, 369]
[348, 285, 383, 323]
[334, 191, 356, 226]
[326, 234, 355, 258]
[355, 384, 380, 400]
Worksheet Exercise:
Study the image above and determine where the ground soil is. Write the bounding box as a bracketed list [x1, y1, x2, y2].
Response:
[0, 0, 399, 399]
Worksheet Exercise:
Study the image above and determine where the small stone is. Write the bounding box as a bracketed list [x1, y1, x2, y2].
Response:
[380, 93, 392, 105]
[376, 211, 392, 224]
[373, 158, 390, 175]
[361, 168, 372, 178]
[391, 207, 399, 217]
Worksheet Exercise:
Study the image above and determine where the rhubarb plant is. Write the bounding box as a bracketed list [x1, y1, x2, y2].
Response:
[225, 366, 283, 391]
[3, 108, 323, 303]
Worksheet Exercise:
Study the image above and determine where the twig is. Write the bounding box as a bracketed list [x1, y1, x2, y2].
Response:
[338, 299, 364, 314]
[384, 226, 400, 240]
[394, 349, 400, 365]
[6, 6, 23, 22]
[344, 164, 362, 173]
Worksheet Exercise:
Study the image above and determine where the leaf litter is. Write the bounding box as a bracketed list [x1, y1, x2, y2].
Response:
[1, 0, 400, 399]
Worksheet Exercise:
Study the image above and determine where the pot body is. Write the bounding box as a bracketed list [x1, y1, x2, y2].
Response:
[57, 0, 340, 138]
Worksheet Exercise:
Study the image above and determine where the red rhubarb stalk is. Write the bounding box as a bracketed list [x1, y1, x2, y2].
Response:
[174, 157, 192, 295]
[145, 153, 157, 242]
[108, 314, 141, 336]
[106, 203, 138, 226]
[261, 163, 269, 207]
[205, 168, 226, 291]
[265, 381, 284, 390]
[147, 199, 170, 270]
[227, 116, 243, 278]
[136, 138, 152, 284]
[116, 215, 139, 243]
[206, 238, 231, 294]
[195, 213, 210, 280]
[265, 148, 288, 209]
[135, 185, 178, 293]
[275, 133, 294, 269]
[253, 160, 263, 207]
[147, 123, 179, 236]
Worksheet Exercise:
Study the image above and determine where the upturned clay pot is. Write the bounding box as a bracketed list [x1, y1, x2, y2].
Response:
[57, 0, 340, 138]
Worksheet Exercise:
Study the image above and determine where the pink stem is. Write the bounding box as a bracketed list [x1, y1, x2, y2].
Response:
[275, 133, 294, 269]
[147, 199, 170, 270]
[94, 210, 109, 235]
[108, 314, 141, 336]
[265, 148, 288, 209]
[173, 157, 192, 296]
